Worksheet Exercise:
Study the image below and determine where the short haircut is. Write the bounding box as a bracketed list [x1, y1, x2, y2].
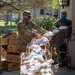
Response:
[61, 11, 67, 16]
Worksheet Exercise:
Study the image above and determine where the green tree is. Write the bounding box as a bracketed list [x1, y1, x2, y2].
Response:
[52, 0, 60, 10]
[0, 0, 60, 21]
[51, 0, 60, 18]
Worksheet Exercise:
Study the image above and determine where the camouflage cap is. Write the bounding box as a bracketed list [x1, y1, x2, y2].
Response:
[23, 10, 30, 16]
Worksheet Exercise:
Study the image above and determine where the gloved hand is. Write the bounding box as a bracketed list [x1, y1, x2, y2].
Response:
[36, 34, 42, 39]
[31, 32, 37, 38]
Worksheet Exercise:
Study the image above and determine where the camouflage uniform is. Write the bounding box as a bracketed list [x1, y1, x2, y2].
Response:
[51, 11, 72, 65]
[53, 18, 72, 28]
[17, 19, 47, 52]
[52, 18, 72, 36]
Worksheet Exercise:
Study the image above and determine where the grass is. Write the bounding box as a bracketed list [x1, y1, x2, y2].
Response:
[0, 20, 17, 27]
[0, 20, 18, 36]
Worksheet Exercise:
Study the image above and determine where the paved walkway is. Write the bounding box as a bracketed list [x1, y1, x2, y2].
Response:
[0, 66, 75, 75]
[53, 66, 75, 75]
[0, 70, 20, 75]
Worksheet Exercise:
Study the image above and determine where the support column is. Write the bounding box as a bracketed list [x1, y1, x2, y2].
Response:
[71, 0, 75, 68]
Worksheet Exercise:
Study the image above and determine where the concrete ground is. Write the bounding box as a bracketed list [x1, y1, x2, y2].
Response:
[53, 66, 75, 75]
[0, 70, 20, 75]
[0, 66, 75, 75]
[0, 58, 75, 75]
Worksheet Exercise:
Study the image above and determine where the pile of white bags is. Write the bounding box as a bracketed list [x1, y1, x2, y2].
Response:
[20, 31, 54, 75]
[20, 52, 54, 75]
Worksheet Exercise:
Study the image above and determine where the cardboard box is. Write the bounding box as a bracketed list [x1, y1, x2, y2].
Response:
[7, 45, 20, 54]
[6, 53, 20, 63]
[46, 54, 51, 60]
[1, 47, 7, 59]
[0, 62, 2, 68]
[46, 50, 51, 60]
[2, 45, 8, 51]
[2, 32, 17, 39]
[3, 61, 20, 71]
[9, 37, 17, 45]
[2, 32, 17, 45]
[1, 38, 8, 45]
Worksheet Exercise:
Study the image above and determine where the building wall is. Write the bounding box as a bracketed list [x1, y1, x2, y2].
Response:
[64, 0, 72, 20]
[71, 0, 75, 67]
[31, 8, 52, 18]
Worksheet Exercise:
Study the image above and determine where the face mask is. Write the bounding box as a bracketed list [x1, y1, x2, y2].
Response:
[24, 15, 29, 19]
[23, 15, 30, 21]
[61, 15, 66, 21]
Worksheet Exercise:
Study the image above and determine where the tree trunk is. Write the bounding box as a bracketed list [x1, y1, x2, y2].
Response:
[5, 10, 9, 25]
[17, 11, 20, 22]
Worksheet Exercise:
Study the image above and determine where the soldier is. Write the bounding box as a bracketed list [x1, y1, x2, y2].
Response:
[17, 10, 47, 52]
[51, 11, 72, 66]
[53, 11, 72, 28]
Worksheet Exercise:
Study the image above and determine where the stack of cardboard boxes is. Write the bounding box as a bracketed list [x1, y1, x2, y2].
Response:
[1, 32, 20, 71]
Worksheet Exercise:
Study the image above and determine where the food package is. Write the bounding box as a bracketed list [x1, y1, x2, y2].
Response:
[52, 29, 59, 34]
[59, 26, 68, 30]
[28, 44, 41, 52]
[31, 37, 49, 46]
[43, 31, 54, 40]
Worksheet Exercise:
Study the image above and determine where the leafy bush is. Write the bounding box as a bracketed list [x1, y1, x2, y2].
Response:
[32, 15, 57, 30]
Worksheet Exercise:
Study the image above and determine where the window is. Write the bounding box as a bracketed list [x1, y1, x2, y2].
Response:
[40, 9, 44, 15]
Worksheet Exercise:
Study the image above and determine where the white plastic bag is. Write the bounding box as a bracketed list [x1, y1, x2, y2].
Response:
[59, 26, 68, 30]
[52, 29, 59, 34]
[43, 31, 54, 37]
